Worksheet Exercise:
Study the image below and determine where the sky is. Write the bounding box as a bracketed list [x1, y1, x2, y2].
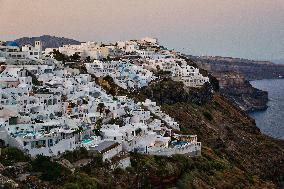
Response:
[0, 0, 284, 60]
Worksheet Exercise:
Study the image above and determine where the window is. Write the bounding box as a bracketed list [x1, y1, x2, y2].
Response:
[30, 52, 33, 55]
[114, 137, 116, 140]
[31, 141, 36, 148]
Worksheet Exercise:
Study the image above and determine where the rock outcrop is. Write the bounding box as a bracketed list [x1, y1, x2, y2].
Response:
[135, 78, 284, 188]
[161, 94, 284, 188]
[188, 55, 273, 112]
[211, 71, 268, 112]
[135, 78, 213, 106]
[1, 76, 283, 188]
[192, 56, 284, 80]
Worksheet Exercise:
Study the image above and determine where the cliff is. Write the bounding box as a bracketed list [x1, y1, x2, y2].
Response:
[161, 94, 284, 188]
[93, 68, 284, 187]
[136, 78, 284, 188]
[1, 76, 283, 189]
[188, 56, 273, 112]
[133, 78, 213, 106]
[191, 56, 284, 80]
[210, 71, 268, 112]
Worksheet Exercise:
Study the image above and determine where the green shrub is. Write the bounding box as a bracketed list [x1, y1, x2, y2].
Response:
[63, 173, 99, 189]
[64, 183, 81, 189]
[61, 147, 89, 163]
[0, 147, 30, 166]
[31, 155, 70, 181]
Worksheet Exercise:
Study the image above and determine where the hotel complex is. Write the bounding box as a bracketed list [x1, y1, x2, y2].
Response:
[0, 38, 208, 167]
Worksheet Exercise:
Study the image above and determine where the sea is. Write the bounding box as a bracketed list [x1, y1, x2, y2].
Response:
[250, 79, 284, 140]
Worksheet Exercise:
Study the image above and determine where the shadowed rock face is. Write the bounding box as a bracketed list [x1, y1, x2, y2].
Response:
[161, 94, 284, 188]
[187, 55, 273, 112]
[2, 67, 282, 188]
[212, 71, 268, 112]
[133, 77, 283, 188]
[191, 56, 284, 80]
[135, 78, 213, 106]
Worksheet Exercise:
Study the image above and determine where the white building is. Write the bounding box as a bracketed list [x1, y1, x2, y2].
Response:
[22, 41, 42, 60]
[141, 37, 158, 44]
[0, 37, 203, 160]
[0, 43, 26, 60]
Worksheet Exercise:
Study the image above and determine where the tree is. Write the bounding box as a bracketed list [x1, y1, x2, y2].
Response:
[31, 155, 70, 181]
[97, 103, 105, 115]
[156, 65, 160, 71]
[135, 128, 142, 136]
[0, 147, 30, 166]
[105, 108, 111, 115]
[93, 118, 103, 136]
[85, 56, 91, 62]
[52, 49, 68, 63]
[27, 70, 42, 86]
[70, 53, 81, 62]
[61, 147, 89, 163]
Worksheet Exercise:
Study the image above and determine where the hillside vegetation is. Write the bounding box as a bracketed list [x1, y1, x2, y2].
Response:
[1, 70, 283, 189]
[90, 76, 284, 188]
[136, 78, 284, 188]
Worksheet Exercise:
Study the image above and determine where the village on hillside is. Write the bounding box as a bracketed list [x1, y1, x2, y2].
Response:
[0, 37, 208, 169]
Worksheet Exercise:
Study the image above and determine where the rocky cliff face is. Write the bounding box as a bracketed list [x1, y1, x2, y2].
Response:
[97, 77, 284, 188]
[134, 78, 213, 106]
[162, 94, 284, 188]
[189, 56, 272, 112]
[211, 71, 268, 112]
[1, 72, 283, 189]
[135, 78, 284, 188]
[191, 56, 284, 80]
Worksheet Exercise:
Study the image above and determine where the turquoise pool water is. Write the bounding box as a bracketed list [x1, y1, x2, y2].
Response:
[14, 131, 36, 137]
[81, 139, 93, 144]
[172, 141, 188, 146]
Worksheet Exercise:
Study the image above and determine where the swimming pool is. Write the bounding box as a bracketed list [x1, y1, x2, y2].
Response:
[13, 131, 36, 137]
[171, 141, 188, 146]
[81, 139, 93, 144]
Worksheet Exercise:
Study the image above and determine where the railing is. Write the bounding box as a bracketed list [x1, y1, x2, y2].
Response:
[146, 143, 201, 157]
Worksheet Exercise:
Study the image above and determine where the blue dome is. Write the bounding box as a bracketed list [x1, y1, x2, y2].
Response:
[6, 41, 18, 47]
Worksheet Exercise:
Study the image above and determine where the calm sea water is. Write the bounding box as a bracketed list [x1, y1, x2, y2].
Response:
[250, 79, 284, 140]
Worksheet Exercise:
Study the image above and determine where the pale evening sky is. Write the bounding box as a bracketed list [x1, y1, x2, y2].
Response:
[0, 0, 284, 60]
